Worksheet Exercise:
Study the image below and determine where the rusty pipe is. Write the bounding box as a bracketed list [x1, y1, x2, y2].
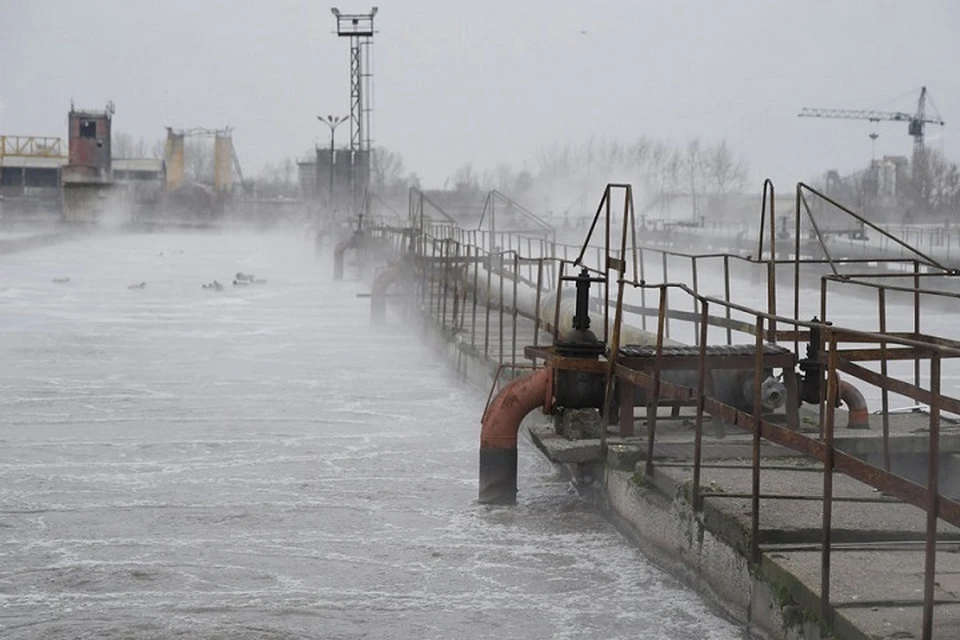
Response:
[479, 367, 553, 504]
[333, 232, 361, 281]
[370, 266, 402, 324]
[838, 377, 870, 430]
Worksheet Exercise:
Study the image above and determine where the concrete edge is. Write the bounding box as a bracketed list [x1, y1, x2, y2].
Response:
[408, 303, 862, 639]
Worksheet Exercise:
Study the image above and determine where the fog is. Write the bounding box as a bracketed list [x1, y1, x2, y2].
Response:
[0, 232, 750, 638]
[1, 1, 957, 188]
[2, 3, 959, 637]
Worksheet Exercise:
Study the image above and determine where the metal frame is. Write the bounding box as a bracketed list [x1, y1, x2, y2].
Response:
[367, 180, 960, 639]
[0, 136, 65, 159]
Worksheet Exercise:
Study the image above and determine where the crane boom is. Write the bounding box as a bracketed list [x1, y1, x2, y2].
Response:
[798, 107, 920, 123]
[798, 87, 945, 185]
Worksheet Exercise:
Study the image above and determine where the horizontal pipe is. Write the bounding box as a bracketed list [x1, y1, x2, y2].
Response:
[468, 265, 786, 415]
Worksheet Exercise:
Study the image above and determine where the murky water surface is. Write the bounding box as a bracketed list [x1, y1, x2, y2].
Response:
[0, 231, 747, 639]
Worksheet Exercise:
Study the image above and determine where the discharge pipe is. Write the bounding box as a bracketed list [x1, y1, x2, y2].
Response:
[333, 230, 363, 281]
[799, 318, 871, 429]
[839, 377, 870, 429]
[370, 266, 403, 324]
[479, 367, 553, 504]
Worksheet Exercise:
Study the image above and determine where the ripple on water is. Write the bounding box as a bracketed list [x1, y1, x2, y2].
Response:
[0, 232, 749, 639]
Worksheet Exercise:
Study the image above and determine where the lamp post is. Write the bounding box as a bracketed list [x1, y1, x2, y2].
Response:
[318, 114, 348, 206]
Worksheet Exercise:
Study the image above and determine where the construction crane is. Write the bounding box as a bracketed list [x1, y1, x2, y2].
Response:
[798, 87, 945, 182]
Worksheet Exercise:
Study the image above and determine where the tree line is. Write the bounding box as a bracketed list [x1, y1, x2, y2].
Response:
[446, 137, 748, 219]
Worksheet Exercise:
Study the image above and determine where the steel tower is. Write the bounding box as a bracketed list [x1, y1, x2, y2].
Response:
[331, 6, 377, 207]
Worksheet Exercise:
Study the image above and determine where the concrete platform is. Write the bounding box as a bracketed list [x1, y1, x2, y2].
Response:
[527, 408, 960, 638]
[529, 406, 960, 465]
[420, 275, 960, 637]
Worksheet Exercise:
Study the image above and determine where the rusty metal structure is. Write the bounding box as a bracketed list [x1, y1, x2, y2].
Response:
[0, 136, 65, 159]
[0, 136, 66, 206]
[342, 177, 960, 638]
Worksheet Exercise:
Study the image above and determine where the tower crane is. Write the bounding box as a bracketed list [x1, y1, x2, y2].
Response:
[798, 87, 945, 183]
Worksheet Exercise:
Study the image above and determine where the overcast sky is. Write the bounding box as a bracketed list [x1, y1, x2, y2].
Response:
[1, 0, 957, 191]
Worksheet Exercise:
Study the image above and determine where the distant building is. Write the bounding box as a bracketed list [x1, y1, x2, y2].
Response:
[0, 136, 65, 216]
[61, 103, 117, 223]
[298, 147, 369, 211]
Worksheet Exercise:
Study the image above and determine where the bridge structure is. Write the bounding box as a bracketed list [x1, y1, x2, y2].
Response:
[0, 135, 67, 204]
[329, 179, 960, 640]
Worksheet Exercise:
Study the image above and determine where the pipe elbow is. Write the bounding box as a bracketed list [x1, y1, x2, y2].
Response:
[371, 266, 401, 296]
[333, 237, 352, 258]
[480, 367, 552, 450]
[838, 377, 870, 430]
[333, 236, 358, 280]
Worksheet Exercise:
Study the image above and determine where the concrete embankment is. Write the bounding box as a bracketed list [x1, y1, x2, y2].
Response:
[394, 270, 791, 636]
[398, 275, 960, 640]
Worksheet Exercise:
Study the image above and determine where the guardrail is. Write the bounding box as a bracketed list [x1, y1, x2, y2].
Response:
[0, 136, 65, 159]
[358, 179, 960, 639]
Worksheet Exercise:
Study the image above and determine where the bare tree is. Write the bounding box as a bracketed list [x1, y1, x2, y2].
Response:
[926, 149, 960, 212]
[371, 147, 406, 194]
[448, 135, 752, 221]
[706, 140, 748, 197]
[113, 132, 134, 158]
[150, 138, 166, 160]
[184, 138, 213, 183]
[112, 132, 149, 158]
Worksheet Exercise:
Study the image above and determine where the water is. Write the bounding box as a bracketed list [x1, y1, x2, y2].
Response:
[0, 231, 748, 639]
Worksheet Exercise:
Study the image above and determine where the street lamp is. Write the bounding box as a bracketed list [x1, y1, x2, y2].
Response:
[318, 114, 348, 205]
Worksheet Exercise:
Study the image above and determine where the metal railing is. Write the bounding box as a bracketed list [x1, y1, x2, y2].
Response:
[362, 179, 960, 639]
[0, 136, 65, 159]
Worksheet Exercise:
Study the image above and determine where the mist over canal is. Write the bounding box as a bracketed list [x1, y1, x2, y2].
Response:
[0, 231, 747, 639]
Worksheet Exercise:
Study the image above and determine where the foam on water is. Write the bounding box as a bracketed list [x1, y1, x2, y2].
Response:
[0, 231, 748, 639]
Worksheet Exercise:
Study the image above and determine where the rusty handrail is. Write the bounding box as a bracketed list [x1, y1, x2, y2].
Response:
[384, 180, 960, 639]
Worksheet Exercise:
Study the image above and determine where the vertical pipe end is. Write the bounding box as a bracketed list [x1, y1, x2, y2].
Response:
[478, 447, 518, 505]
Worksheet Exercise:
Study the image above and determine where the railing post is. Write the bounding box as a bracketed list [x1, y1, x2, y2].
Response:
[511, 254, 519, 368]
[639, 246, 648, 331]
[532, 258, 543, 367]
[441, 240, 450, 330]
[428, 238, 437, 322]
[914, 260, 922, 390]
[471, 246, 480, 349]
[692, 299, 709, 511]
[878, 287, 891, 472]
[553, 261, 565, 342]
[484, 250, 492, 357]
[645, 287, 667, 477]
[498, 251, 505, 364]
[723, 255, 733, 345]
[922, 354, 942, 640]
[750, 315, 764, 565]
[451, 241, 461, 331]
[691, 256, 700, 343]
[661, 253, 670, 340]
[820, 328, 838, 628]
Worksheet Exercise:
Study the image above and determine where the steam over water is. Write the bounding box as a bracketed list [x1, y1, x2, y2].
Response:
[0, 231, 746, 639]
